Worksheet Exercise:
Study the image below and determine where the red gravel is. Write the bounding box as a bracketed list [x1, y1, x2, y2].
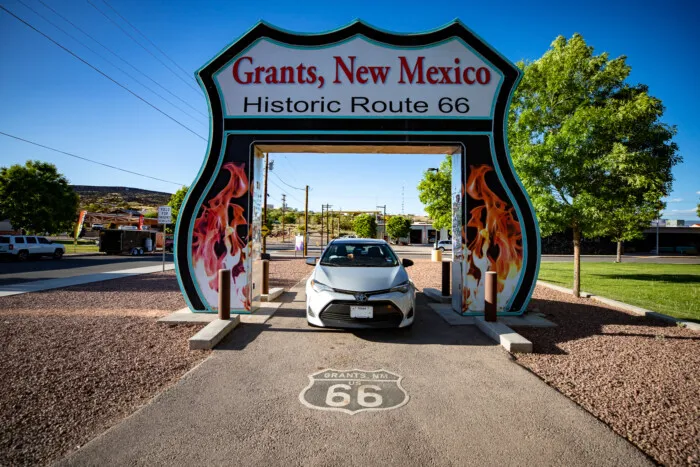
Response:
[0, 259, 309, 466]
[0, 271, 209, 466]
[516, 287, 700, 466]
[408, 259, 700, 465]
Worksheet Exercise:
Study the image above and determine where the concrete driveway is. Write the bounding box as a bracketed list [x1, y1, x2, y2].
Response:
[60, 289, 650, 466]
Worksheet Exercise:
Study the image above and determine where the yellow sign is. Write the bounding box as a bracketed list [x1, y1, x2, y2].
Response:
[261, 225, 270, 237]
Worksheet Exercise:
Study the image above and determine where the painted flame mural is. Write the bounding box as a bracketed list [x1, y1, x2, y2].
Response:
[463, 165, 523, 312]
[192, 162, 251, 311]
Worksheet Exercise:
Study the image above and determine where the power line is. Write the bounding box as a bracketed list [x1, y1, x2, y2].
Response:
[100, 0, 196, 85]
[270, 170, 305, 191]
[268, 179, 304, 205]
[0, 131, 186, 186]
[0, 5, 207, 141]
[36, 0, 208, 119]
[86, 0, 202, 96]
[18, 0, 207, 127]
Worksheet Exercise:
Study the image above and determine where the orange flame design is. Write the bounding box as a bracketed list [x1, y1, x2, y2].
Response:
[463, 165, 522, 311]
[192, 162, 250, 310]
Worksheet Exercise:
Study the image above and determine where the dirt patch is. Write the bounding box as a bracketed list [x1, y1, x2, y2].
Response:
[269, 257, 310, 290]
[0, 259, 309, 466]
[516, 286, 700, 466]
[0, 271, 209, 466]
[408, 259, 700, 465]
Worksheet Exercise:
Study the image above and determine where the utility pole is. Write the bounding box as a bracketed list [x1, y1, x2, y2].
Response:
[321, 204, 332, 245]
[262, 153, 269, 254]
[376, 205, 386, 240]
[281, 194, 286, 243]
[304, 185, 309, 256]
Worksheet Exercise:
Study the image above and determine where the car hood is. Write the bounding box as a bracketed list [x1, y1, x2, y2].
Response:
[314, 265, 407, 292]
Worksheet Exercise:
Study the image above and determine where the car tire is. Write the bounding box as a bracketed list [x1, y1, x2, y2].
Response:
[439, 247, 445, 252]
[17, 250, 29, 262]
[53, 249, 64, 260]
[130, 248, 139, 256]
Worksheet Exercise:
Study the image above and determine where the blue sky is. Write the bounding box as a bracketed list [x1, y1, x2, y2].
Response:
[0, 0, 698, 220]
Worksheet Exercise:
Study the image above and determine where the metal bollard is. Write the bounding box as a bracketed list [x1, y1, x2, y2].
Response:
[262, 259, 270, 295]
[441, 261, 450, 296]
[484, 271, 497, 322]
[218, 269, 231, 320]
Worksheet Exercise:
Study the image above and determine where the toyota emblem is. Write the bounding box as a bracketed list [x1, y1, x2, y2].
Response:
[354, 293, 368, 303]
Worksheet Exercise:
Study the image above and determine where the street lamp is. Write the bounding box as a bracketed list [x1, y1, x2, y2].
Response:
[376, 205, 386, 240]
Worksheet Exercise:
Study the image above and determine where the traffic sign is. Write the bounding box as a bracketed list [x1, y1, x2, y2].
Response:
[261, 225, 270, 237]
[158, 206, 172, 225]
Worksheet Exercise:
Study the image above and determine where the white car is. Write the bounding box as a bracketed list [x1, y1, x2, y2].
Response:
[0, 235, 65, 261]
[305, 239, 415, 329]
[434, 240, 453, 251]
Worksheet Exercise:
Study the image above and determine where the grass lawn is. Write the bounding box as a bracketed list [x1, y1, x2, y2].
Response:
[538, 262, 700, 322]
[54, 240, 99, 254]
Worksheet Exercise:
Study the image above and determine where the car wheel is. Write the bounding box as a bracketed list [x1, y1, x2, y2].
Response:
[17, 250, 29, 261]
[53, 249, 64, 260]
[130, 248, 139, 256]
[439, 247, 445, 252]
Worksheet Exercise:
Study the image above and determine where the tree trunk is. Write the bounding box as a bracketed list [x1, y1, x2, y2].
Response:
[616, 241, 623, 263]
[572, 227, 581, 297]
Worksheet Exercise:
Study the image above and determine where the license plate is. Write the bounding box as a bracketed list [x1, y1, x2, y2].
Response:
[350, 306, 373, 319]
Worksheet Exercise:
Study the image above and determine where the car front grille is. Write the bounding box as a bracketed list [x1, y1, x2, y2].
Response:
[319, 300, 404, 329]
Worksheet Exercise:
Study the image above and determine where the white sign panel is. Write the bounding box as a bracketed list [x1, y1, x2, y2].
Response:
[158, 205, 172, 225]
[214, 36, 502, 118]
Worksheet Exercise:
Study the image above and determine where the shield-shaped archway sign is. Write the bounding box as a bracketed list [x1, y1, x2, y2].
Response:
[174, 20, 540, 316]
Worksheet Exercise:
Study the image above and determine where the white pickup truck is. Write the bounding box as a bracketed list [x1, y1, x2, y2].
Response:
[0, 235, 65, 261]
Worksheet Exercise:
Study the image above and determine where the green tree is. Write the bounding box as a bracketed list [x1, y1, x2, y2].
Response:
[353, 214, 377, 238]
[386, 215, 412, 241]
[0, 160, 78, 234]
[509, 34, 680, 295]
[697, 199, 700, 218]
[417, 156, 452, 230]
[168, 186, 189, 222]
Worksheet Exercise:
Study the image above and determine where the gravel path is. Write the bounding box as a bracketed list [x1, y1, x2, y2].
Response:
[515, 288, 700, 466]
[407, 259, 699, 465]
[0, 271, 209, 466]
[0, 259, 310, 466]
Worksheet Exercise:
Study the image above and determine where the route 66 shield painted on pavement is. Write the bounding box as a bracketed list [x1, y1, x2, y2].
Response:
[299, 369, 409, 415]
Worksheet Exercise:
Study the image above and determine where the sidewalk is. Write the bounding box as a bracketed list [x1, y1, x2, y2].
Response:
[60, 285, 650, 466]
[0, 263, 174, 297]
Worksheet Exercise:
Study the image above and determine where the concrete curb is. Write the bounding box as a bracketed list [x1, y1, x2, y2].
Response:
[475, 317, 533, 353]
[537, 280, 700, 331]
[0, 263, 175, 297]
[188, 317, 240, 350]
[424, 288, 451, 303]
[262, 287, 284, 302]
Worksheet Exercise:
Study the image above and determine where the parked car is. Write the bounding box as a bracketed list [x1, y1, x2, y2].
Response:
[434, 239, 452, 251]
[305, 238, 415, 329]
[0, 235, 65, 261]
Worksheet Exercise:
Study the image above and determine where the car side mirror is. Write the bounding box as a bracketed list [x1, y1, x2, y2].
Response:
[402, 258, 414, 268]
[305, 257, 318, 266]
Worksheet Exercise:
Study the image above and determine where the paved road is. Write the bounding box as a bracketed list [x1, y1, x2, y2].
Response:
[0, 254, 173, 286]
[61, 289, 649, 466]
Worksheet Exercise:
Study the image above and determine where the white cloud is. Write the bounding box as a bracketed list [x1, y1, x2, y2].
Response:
[696, 191, 700, 195]
[670, 209, 697, 213]
[669, 198, 684, 202]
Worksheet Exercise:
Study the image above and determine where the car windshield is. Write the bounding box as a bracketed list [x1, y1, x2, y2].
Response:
[320, 242, 399, 267]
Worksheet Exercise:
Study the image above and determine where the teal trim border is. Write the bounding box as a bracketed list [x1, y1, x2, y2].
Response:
[174, 69, 213, 313]
[500, 69, 541, 314]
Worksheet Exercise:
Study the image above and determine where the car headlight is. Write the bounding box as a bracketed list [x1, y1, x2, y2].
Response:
[310, 279, 334, 293]
[390, 281, 410, 293]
